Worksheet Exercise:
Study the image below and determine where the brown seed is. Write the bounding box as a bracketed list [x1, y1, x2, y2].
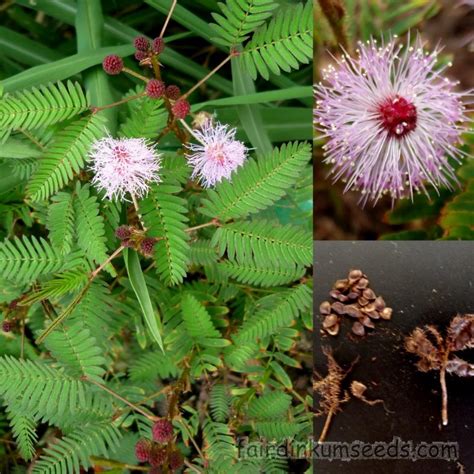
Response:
[348, 269, 363, 282]
[323, 314, 339, 329]
[361, 316, 375, 328]
[337, 294, 349, 303]
[358, 297, 369, 307]
[344, 305, 362, 318]
[331, 302, 346, 315]
[334, 279, 349, 291]
[319, 301, 331, 315]
[347, 291, 360, 300]
[327, 323, 340, 336]
[329, 289, 341, 300]
[364, 303, 376, 313]
[352, 321, 365, 336]
[374, 296, 386, 311]
[366, 310, 380, 320]
[380, 307, 393, 320]
[355, 278, 369, 290]
[362, 288, 376, 300]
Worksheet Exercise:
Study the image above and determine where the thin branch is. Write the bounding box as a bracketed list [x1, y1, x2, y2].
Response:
[131, 193, 147, 231]
[90, 457, 149, 471]
[92, 92, 145, 113]
[90, 245, 124, 279]
[160, 0, 178, 38]
[84, 377, 158, 422]
[122, 67, 150, 83]
[182, 53, 235, 99]
[184, 459, 204, 474]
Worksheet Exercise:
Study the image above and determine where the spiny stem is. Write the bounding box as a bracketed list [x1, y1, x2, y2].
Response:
[182, 53, 235, 99]
[318, 408, 334, 443]
[160, 0, 177, 38]
[92, 92, 145, 113]
[131, 193, 147, 231]
[85, 377, 158, 421]
[122, 66, 150, 82]
[181, 420, 205, 460]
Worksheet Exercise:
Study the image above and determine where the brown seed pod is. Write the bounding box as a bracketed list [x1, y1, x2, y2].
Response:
[331, 302, 346, 315]
[347, 291, 360, 300]
[320, 301, 331, 315]
[348, 269, 363, 282]
[352, 321, 365, 336]
[344, 305, 361, 318]
[323, 314, 339, 329]
[334, 279, 349, 291]
[380, 307, 393, 320]
[361, 316, 375, 329]
[374, 296, 386, 311]
[327, 323, 340, 336]
[362, 288, 376, 300]
[329, 289, 341, 300]
[355, 278, 369, 290]
[358, 297, 369, 307]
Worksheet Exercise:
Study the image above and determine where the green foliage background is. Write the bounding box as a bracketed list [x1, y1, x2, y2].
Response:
[0, 1, 313, 472]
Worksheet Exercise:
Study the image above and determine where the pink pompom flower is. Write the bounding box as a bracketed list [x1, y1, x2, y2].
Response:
[186, 121, 248, 187]
[89, 136, 161, 201]
[314, 34, 472, 206]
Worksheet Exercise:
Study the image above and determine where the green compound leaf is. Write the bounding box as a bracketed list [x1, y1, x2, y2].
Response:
[241, 1, 313, 80]
[212, 220, 312, 267]
[26, 114, 106, 202]
[201, 142, 310, 221]
[141, 184, 190, 286]
[0, 81, 88, 136]
[210, 0, 278, 47]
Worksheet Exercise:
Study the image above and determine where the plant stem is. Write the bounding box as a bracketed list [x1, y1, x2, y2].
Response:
[92, 92, 145, 113]
[85, 377, 158, 422]
[182, 53, 235, 99]
[122, 66, 150, 82]
[90, 457, 149, 471]
[440, 364, 448, 426]
[90, 245, 124, 279]
[318, 408, 334, 443]
[160, 0, 177, 38]
[131, 193, 147, 231]
[184, 460, 204, 474]
[36, 245, 124, 344]
[186, 219, 220, 233]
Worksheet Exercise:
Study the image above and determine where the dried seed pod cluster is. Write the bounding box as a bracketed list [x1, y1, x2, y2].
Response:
[320, 269, 393, 337]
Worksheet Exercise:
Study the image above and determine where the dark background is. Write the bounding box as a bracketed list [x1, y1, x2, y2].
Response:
[314, 241, 474, 474]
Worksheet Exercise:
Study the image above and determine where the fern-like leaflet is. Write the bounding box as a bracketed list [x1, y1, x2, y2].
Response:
[219, 260, 305, 287]
[211, 0, 278, 47]
[74, 182, 113, 272]
[27, 114, 106, 201]
[234, 284, 312, 343]
[32, 422, 122, 474]
[42, 322, 106, 382]
[47, 191, 76, 255]
[213, 219, 312, 267]
[241, 1, 313, 79]
[201, 142, 310, 221]
[0, 81, 88, 141]
[0, 235, 82, 285]
[141, 183, 190, 286]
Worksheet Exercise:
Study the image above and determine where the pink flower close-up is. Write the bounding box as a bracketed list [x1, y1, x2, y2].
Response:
[89, 136, 161, 201]
[186, 121, 248, 188]
[314, 35, 473, 206]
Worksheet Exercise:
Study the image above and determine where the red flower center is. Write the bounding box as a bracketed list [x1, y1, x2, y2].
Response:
[378, 96, 417, 138]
